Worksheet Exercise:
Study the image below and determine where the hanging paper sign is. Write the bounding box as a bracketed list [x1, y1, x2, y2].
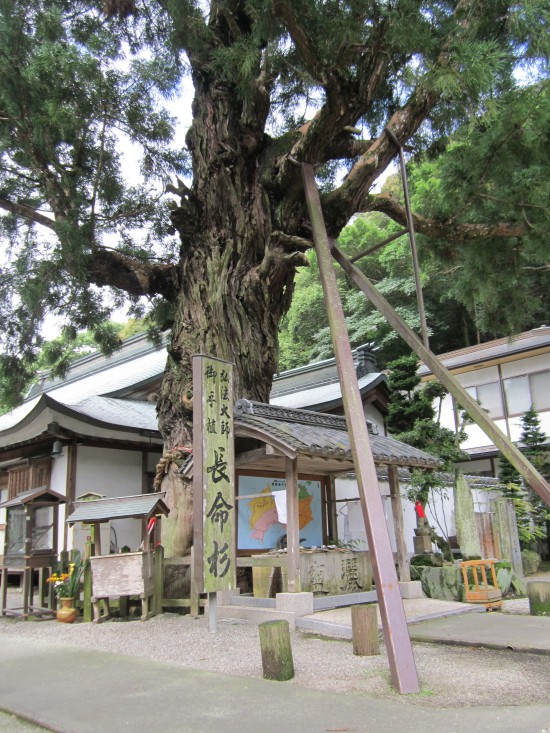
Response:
[192, 355, 236, 593]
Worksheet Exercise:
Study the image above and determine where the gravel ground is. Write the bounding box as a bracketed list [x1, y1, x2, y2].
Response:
[0, 599, 549, 711]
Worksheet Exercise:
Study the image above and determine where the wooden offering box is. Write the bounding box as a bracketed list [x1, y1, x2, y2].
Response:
[90, 551, 154, 621]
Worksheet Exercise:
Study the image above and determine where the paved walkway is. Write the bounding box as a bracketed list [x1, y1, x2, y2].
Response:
[297, 596, 550, 655]
[409, 611, 550, 653]
[1, 635, 549, 733]
[297, 597, 484, 637]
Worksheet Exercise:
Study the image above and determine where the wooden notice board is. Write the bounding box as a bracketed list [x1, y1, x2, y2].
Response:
[193, 355, 236, 593]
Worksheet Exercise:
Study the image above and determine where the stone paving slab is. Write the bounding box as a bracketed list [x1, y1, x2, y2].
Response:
[409, 612, 550, 654]
[297, 597, 484, 638]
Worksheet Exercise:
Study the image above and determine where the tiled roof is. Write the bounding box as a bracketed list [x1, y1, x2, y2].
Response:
[26, 332, 168, 399]
[271, 372, 385, 410]
[66, 493, 169, 524]
[65, 397, 158, 432]
[234, 401, 439, 468]
[31, 347, 167, 404]
[0, 486, 66, 508]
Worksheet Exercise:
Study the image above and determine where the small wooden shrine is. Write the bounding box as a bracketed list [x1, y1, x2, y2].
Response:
[0, 486, 66, 618]
[66, 493, 169, 621]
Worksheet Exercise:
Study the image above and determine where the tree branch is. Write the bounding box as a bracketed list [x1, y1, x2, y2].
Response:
[86, 246, 178, 301]
[0, 196, 56, 231]
[368, 192, 528, 242]
[273, 0, 324, 83]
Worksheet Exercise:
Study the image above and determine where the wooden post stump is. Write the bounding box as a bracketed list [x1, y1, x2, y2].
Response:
[527, 580, 550, 616]
[352, 604, 380, 656]
[259, 620, 295, 681]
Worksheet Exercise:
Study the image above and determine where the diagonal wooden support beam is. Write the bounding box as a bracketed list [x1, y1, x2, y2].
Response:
[330, 241, 550, 509]
[301, 163, 420, 695]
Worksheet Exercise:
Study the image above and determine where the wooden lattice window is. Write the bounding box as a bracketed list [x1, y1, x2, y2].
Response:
[7, 459, 51, 500]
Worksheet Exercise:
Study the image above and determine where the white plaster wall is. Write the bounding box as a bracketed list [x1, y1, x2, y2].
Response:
[50, 453, 69, 496]
[457, 458, 494, 474]
[456, 366, 499, 388]
[333, 474, 483, 556]
[71, 447, 145, 553]
[334, 475, 421, 555]
[363, 402, 385, 433]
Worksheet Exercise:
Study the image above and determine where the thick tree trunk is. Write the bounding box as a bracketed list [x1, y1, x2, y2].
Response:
[157, 78, 295, 556]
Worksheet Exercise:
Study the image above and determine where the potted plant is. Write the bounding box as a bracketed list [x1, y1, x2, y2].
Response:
[47, 553, 84, 623]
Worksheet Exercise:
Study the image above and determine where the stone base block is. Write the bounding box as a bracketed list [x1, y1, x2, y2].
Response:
[276, 592, 314, 617]
[217, 589, 240, 605]
[413, 535, 433, 554]
[399, 581, 423, 599]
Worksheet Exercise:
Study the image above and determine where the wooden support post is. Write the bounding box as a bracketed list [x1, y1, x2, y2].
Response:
[388, 465, 411, 583]
[154, 545, 164, 616]
[38, 567, 48, 609]
[330, 240, 550, 509]
[352, 604, 380, 656]
[0, 565, 7, 615]
[301, 163, 419, 694]
[22, 567, 31, 617]
[259, 620, 295, 681]
[190, 545, 199, 617]
[24, 509, 32, 617]
[92, 523, 101, 556]
[285, 457, 300, 593]
[82, 559, 93, 623]
[327, 475, 338, 542]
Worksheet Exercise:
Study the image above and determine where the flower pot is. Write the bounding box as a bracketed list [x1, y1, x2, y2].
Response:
[56, 597, 77, 624]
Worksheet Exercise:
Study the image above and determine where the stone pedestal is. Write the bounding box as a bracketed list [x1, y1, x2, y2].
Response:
[413, 534, 433, 554]
[399, 581, 423, 599]
[275, 592, 314, 616]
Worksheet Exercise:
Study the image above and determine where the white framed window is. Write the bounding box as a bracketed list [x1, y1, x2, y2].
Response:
[464, 382, 503, 418]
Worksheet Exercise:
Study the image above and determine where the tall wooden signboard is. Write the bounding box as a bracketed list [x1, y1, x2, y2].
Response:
[193, 355, 236, 630]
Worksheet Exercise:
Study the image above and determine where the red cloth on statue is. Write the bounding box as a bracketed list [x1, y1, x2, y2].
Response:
[415, 500, 425, 519]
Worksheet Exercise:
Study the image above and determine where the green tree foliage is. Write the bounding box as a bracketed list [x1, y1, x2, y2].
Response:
[278, 206, 475, 371]
[279, 80, 550, 371]
[386, 353, 467, 507]
[0, 0, 548, 437]
[0, 1, 184, 407]
[0, 318, 147, 414]
[408, 82, 550, 340]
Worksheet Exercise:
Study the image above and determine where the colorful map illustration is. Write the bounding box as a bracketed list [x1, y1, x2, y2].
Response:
[237, 476, 322, 549]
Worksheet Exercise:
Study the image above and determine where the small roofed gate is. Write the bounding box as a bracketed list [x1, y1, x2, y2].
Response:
[66, 493, 169, 622]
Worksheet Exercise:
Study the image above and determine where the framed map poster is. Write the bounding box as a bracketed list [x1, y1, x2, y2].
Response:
[237, 472, 324, 550]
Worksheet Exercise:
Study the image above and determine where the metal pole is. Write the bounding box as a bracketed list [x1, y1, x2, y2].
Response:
[350, 228, 408, 263]
[301, 163, 420, 695]
[330, 241, 550, 508]
[386, 129, 429, 349]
